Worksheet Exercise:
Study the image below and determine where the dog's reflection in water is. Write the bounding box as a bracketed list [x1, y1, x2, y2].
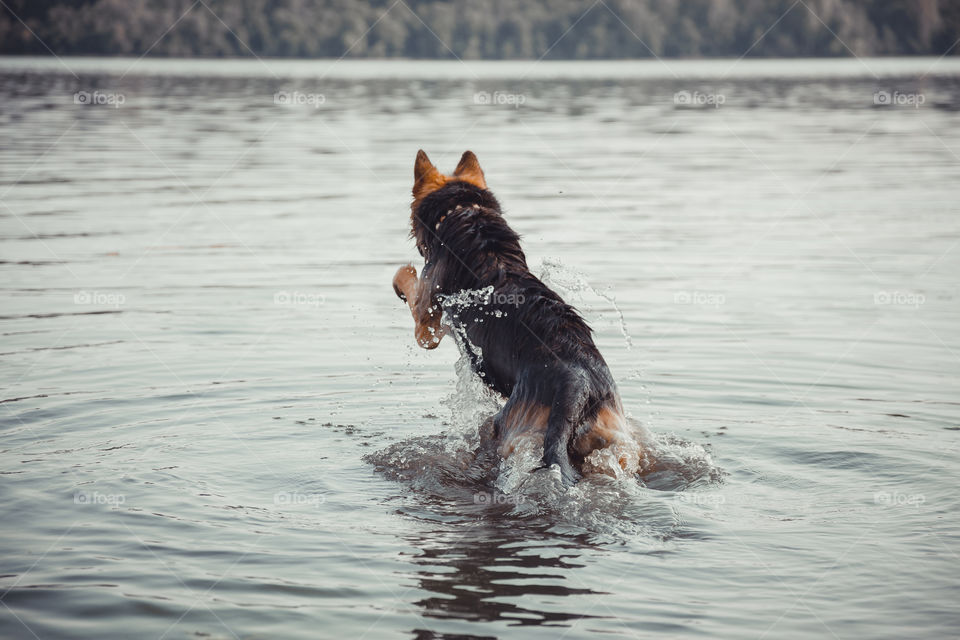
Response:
[404, 522, 605, 637]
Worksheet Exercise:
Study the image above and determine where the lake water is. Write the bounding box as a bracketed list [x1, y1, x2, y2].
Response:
[1, 57, 959, 639]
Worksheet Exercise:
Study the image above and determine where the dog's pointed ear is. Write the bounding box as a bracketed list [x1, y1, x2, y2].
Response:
[453, 150, 487, 190]
[412, 150, 448, 209]
[414, 149, 439, 184]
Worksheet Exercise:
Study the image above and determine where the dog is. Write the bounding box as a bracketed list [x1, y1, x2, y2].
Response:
[392, 150, 641, 484]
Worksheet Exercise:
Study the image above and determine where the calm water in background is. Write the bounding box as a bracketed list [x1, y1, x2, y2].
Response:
[1, 57, 959, 639]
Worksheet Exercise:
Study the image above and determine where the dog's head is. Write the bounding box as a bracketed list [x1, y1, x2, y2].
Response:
[411, 149, 487, 216]
[409, 150, 502, 261]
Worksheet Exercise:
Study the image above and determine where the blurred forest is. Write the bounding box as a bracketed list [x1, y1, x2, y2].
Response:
[1, 0, 958, 58]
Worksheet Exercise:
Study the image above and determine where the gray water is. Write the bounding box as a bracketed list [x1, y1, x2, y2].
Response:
[1, 57, 959, 639]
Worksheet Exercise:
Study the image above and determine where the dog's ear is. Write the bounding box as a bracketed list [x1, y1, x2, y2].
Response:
[453, 151, 487, 190]
[412, 150, 447, 206]
[414, 149, 439, 185]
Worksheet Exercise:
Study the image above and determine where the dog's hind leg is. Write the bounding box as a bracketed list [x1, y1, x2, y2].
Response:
[542, 379, 586, 486]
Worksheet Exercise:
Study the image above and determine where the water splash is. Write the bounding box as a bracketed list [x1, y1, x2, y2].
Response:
[439, 285, 496, 374]
[538, 257, 635, 350]
[367, 354, 722, 539]
[442, 353, 503, 435]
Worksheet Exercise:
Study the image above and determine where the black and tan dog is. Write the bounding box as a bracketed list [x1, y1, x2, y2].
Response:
[393, 150, 640, 484]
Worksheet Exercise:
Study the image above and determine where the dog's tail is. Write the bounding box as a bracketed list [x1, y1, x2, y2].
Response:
[542, 377, 587, 486]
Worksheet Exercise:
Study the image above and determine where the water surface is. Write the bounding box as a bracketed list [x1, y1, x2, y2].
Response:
[1, 57, 959, 639]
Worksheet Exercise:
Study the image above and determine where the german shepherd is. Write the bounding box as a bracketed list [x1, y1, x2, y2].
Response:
[392, 150, 640, 484]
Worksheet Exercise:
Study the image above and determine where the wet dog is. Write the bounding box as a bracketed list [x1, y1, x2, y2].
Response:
[392, 150, 640, 484]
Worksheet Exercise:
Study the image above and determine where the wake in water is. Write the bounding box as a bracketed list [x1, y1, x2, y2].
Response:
[369, 260, 723, 538]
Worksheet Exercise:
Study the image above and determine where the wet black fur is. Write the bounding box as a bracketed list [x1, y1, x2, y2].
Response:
[411, 181, 620, 484]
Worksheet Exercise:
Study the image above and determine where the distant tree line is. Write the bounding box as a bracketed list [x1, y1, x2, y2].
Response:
[1, 0, 957, 58]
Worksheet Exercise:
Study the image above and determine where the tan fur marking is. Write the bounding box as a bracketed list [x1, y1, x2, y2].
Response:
[573, 405, 634, 467]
